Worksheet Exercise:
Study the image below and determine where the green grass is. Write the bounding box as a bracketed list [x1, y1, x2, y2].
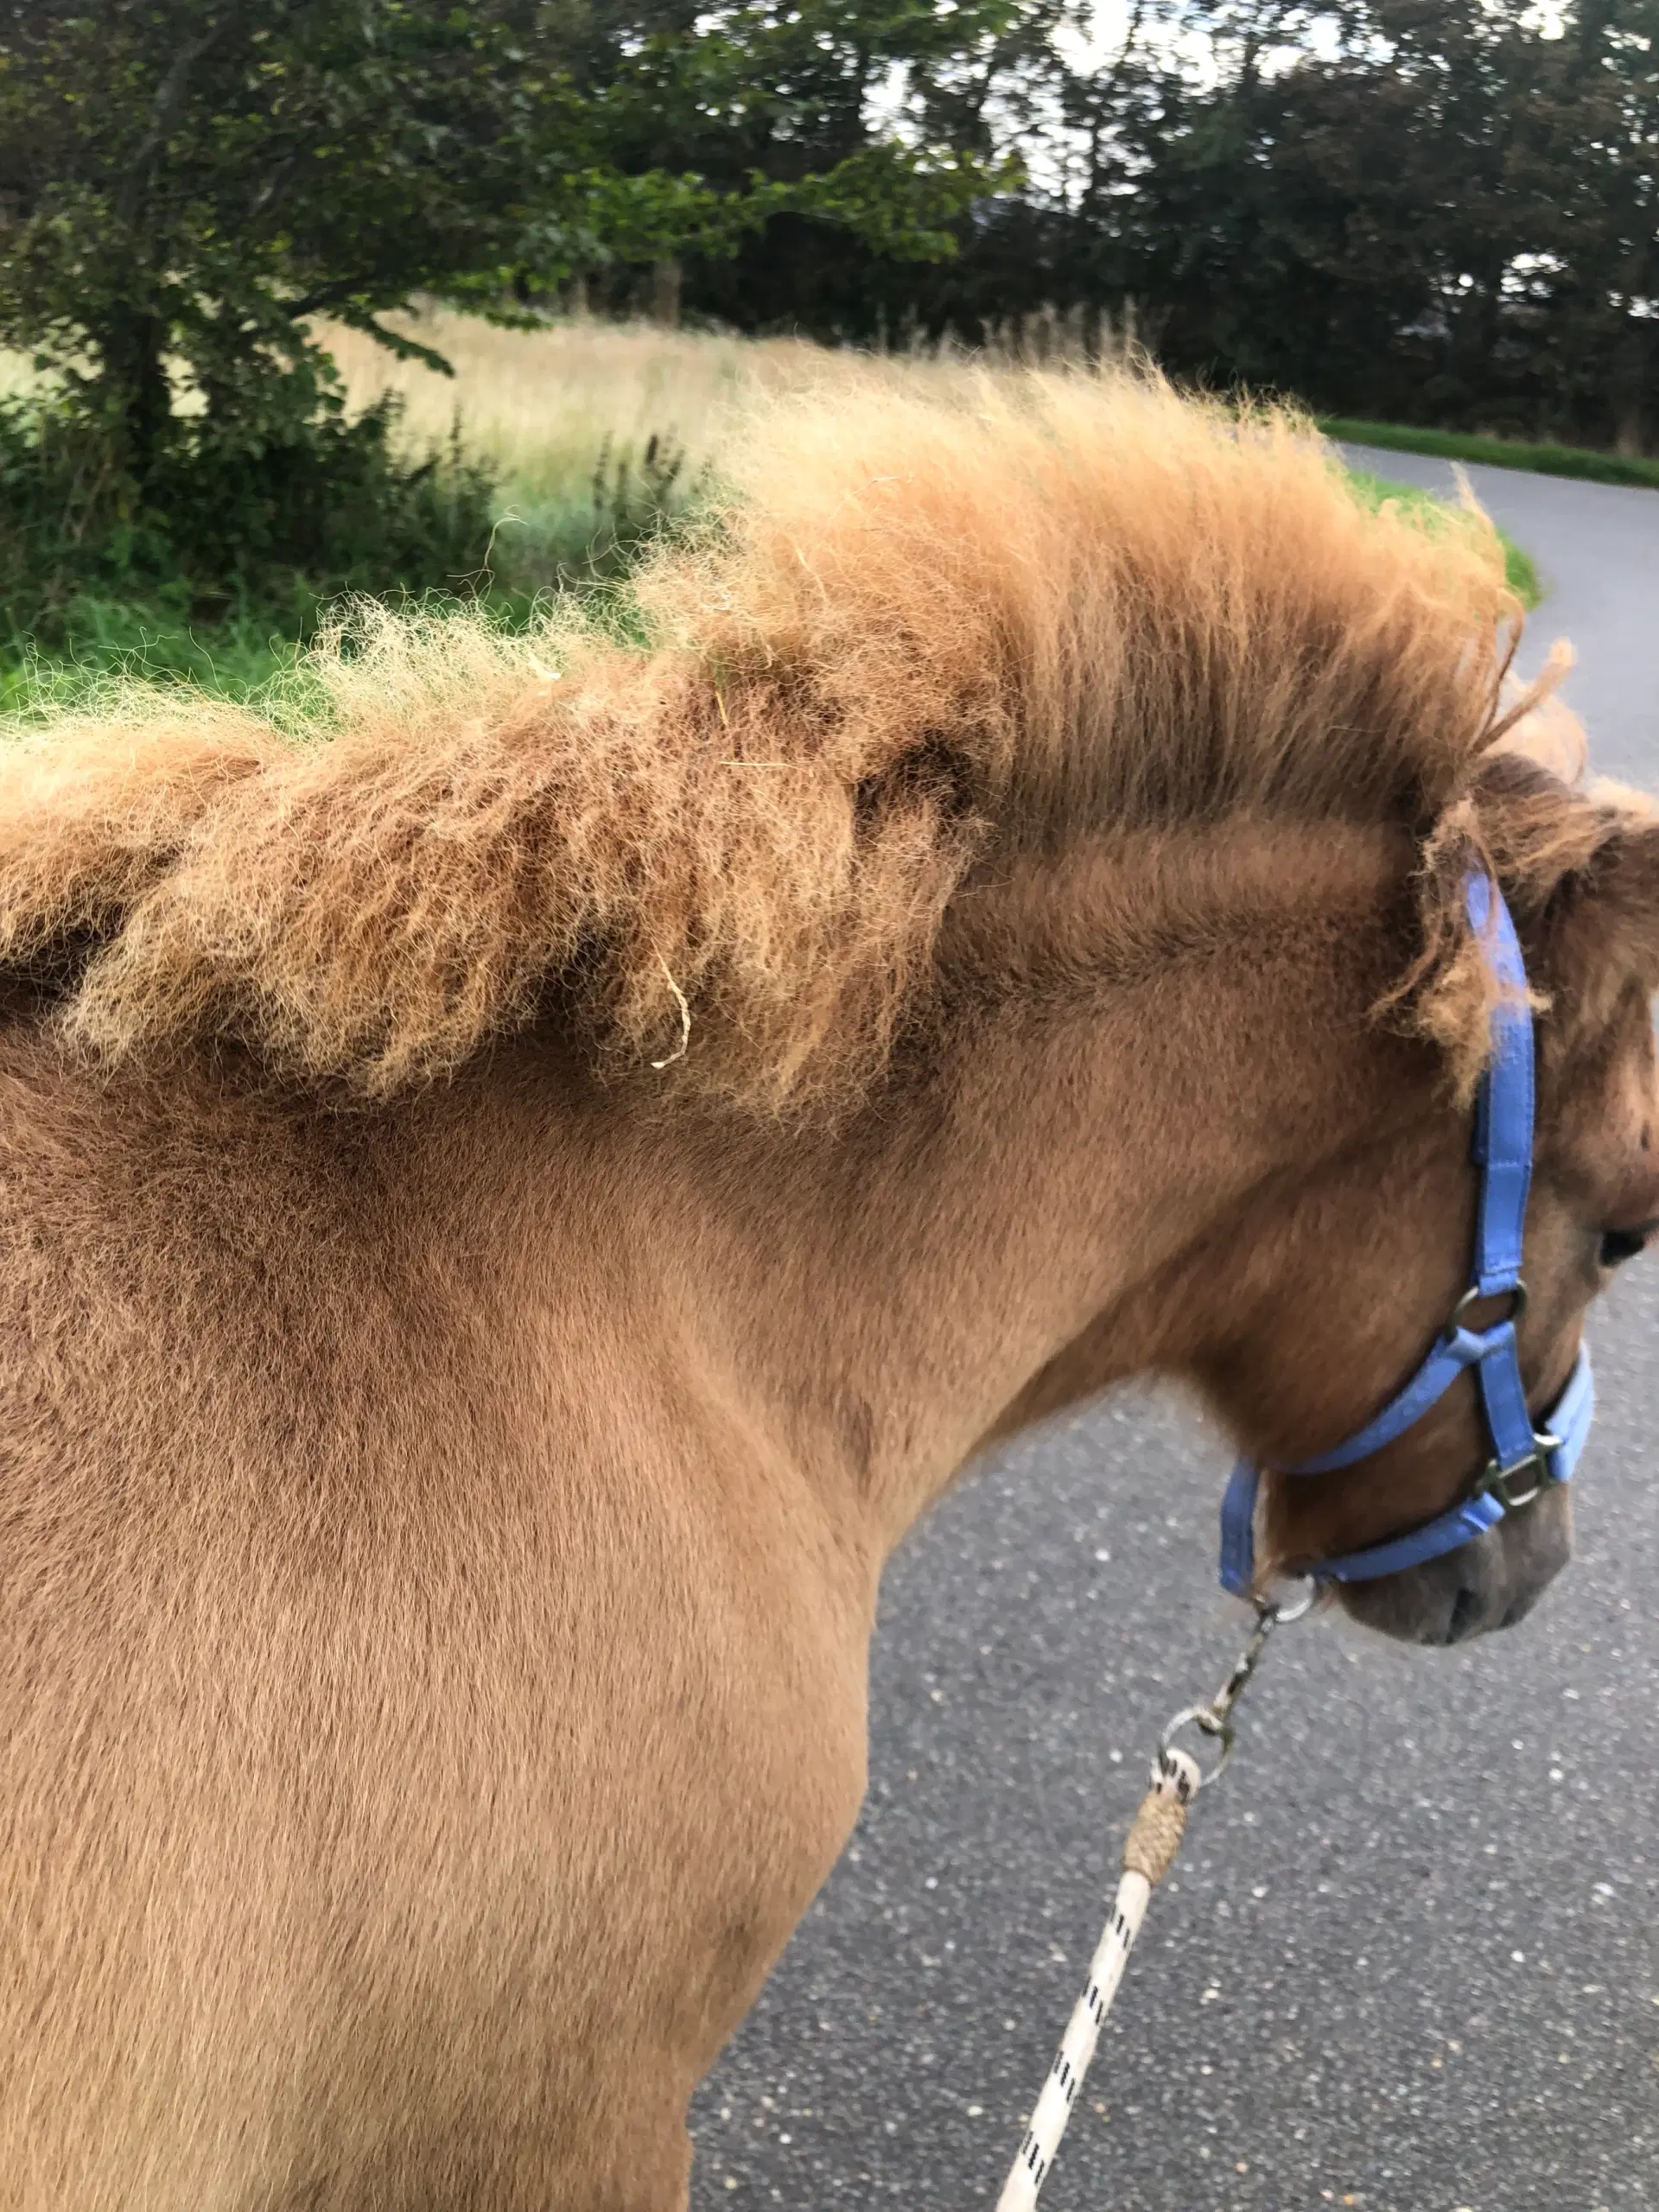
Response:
[0, 587, 566, 725]
[0, 415, 707, 723]
[1321, 415, 1659, 493]
[1346, 467, 1542, 607]
[0, 596, 307, 718]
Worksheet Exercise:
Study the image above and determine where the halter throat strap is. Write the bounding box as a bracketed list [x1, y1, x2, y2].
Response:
[1218, 872, 1594, 1596]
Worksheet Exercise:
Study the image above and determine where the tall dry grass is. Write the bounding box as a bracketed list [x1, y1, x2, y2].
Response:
[0, 304, 1116, 588]
[311, 312, 844, 584]
[315, 311, 784, 496]
[309, 308, 1035, 579]
[0, 310, 868, 581]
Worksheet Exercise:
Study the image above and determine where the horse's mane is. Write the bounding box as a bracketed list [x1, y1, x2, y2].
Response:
[0, 368, 1588, 1107]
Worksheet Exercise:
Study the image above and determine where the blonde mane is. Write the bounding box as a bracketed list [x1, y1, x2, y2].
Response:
[0, 370, 1536, 1106]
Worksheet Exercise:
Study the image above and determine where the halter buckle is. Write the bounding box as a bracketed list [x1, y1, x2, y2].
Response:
[1478, 1430, 1562, 1511]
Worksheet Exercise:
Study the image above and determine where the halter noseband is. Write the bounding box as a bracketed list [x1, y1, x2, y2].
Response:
[1219, 872, 1595, 1596]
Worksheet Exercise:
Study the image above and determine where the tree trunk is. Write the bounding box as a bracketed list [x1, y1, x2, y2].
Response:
[651, 259, 683, 329]
[1611, 324, 1651, 456]
[98, 309, 171, 486]
[1610, 252, 1656, 454]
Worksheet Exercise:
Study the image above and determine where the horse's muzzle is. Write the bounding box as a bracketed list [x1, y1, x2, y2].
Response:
[1333, 1484, 1574, 1645]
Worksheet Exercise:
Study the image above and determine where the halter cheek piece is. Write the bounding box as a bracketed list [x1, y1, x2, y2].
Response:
[1219, 872, 1595, 1596]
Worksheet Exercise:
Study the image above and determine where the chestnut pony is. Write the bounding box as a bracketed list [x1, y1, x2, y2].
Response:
[1, 374, 1656, 2211]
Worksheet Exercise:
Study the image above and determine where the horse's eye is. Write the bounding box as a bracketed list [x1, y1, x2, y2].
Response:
[1599, 1225, 1650, 1268]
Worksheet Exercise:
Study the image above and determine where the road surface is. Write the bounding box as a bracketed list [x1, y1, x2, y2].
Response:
[689, 451, 1659, 2212]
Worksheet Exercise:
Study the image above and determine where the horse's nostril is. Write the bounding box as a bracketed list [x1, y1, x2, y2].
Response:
[1445, 1586, 1485, 1644]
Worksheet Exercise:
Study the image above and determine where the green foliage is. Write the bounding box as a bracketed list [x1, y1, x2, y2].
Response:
[0, 385, 499, 648]
[0, 2, 1003, 633]
[1103, 1, 1659, 452]
[1322, 417, 1659, 493]
[0, 1, 1000, 460]
[3, 3, 562, 477]
[675, 2, 1659, 456]
[0, 402, 715, 716]
[659, 0, 1064, 331]
[492, 430, 709, 584]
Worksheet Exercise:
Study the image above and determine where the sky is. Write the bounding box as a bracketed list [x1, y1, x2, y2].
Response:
[1059, 0, 1569, 75]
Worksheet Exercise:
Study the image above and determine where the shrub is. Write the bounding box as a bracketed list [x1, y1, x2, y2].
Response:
[0, 389, 498, 652]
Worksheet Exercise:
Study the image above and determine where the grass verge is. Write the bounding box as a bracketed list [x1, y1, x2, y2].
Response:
[0, 597, 307, 715]
[0, 588, 551, 720]
[1321, 415, 1659, 493]
[0, 480, 1542, 721]
[1347, 469, 1541, 608]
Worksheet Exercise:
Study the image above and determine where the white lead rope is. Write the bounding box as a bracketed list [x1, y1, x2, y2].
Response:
[995, 1748, 1200, 2211]
[995, 1594, 1301, 2211]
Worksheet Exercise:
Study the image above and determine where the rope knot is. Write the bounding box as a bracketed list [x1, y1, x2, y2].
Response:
[1120, 1750, 1198, 1886]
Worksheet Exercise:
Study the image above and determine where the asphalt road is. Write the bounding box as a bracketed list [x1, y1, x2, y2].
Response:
[689, 455, 1659, 2212]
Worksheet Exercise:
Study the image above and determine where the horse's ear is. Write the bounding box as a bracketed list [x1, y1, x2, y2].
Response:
[1537, 804, 1659, 1043]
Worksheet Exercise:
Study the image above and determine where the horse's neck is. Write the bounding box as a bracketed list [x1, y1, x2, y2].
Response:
[672, 829, 1431, 1552]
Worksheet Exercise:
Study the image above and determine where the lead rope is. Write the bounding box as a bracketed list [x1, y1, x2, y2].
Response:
[995, 1592, 1307, 2212]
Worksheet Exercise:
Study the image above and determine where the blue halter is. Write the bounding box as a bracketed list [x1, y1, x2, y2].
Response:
[1219, 873, 1595, 1595]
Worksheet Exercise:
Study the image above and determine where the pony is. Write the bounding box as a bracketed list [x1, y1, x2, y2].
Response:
[0, 371, 1654, 2210]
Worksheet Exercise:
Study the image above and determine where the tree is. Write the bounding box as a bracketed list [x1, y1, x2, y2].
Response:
[0, 1, 992, 527]
[664, 0, 1069, 337]
[883, 0, 1659, 450]
[1507, 1, 1659, 449]
[1098, 3, 1565, 416]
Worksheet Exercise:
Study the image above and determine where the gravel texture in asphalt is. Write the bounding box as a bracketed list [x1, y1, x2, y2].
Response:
[690, 457, 1659, 2212]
